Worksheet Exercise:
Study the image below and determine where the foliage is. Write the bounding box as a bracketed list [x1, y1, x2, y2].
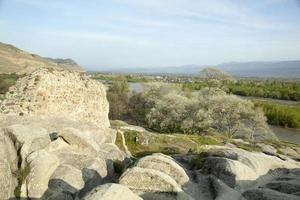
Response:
[113, 160, 124, 175]
[228, 80, 300, 101]
[182, 79, 300, 102]
[200, 67, 233, 91]
[0, 73, 20, 94]
[123, 130, 221, 157]
[208, 95, 269, 138]
[255, 101, 300, 128]
[127, 83, 269, 139]
[91, 73, 149, 83]
[14, 165, 30, 198]
[190, 154, 205, 170]
[115, 131, 125, 152]
[107, 76, 129, 120]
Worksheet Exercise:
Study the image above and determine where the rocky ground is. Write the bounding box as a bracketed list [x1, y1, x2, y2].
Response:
[1, 69, 300, 200]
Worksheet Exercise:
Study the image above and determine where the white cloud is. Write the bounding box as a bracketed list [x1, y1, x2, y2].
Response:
[115, 0, 292, 31]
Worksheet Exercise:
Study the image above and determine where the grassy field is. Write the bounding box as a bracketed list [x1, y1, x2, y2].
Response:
[115, 128, 300, 158]
[116, 130, 222, 157]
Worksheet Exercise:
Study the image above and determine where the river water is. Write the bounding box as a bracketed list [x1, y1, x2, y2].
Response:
[270, 125, 300, 144]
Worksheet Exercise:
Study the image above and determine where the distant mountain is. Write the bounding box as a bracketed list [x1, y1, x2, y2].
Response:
[218, 61, 300, 78]
[0, 42, 84, 74]
[100, 61, 300, 78]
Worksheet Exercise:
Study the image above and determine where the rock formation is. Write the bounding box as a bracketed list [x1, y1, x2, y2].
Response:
[0, 69, 126, 199]
[0, 68, 109, 127]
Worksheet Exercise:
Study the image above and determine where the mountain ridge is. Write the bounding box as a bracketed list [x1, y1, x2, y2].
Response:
[0, 42, 84, 74]
[98, 60, 300, 78]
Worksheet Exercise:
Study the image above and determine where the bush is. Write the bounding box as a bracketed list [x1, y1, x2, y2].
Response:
[255, 101, 300, 128]
[113, 160, 124, 175]
[107, 77, 129, 120]
[0, 73, 20, 94]
[227, 80, 300, 101]
[127, 83, 269, 139]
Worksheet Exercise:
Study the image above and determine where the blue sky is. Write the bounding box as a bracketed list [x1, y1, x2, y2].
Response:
[0, 0, 300, 70]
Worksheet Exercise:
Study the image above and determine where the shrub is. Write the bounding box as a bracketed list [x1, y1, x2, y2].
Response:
[113, 160, 124, 175]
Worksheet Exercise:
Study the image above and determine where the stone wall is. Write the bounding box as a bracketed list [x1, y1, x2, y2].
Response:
[0, 68, 109, 127]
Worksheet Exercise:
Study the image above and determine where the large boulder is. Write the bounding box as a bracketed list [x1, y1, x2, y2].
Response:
[57, 127, 100, 155]
[206, 176, 245, 200]
[120, 167, 182, 193]
[119, 154, 192, 200]
[26, 150, 60, 198]
[0, 133, 18, 200]
[136, 153, 189, 186]
[242, 188, 299, 200]
[82, 183, 143, 200]
[49, 164, 85, 194]
[4, 124, 51, 168]
[0, 68, 110, 127]
[279, 147, 300, 160]
[202, 147, 300, 189]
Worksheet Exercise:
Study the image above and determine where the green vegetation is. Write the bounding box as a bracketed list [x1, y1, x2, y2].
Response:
[14, 165, 30, 198]
[115, 131, 125, 152]
[228, 80, 300, 101]
[91, 73, 149, 83]
[113, 160, 124, 175]
[121, 130, 289, 158]
[127, 83, 269, 138]
[190, 154, 205, 170]
[123, 130, 221, 157]
[255, 101, 300, 128]
[0, 73, 20, 95]
[107, 77, 130, 120]
[182, 80, 300, 102]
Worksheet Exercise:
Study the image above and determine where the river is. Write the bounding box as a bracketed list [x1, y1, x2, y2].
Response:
[270, 125, 300, 144]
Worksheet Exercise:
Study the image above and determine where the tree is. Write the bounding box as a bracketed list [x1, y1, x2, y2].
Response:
[107, 77, 129, 120]
[208, 95, 265, 139]
[244, 108, 269, 142]
[201, 67, 233, 91]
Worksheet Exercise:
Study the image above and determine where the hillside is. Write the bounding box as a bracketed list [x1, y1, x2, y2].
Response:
[100, 60, 300, 78]
[219, 60, 300, 78]
[0, 42, 84, 74]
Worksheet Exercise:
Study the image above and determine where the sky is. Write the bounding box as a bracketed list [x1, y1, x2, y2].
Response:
[0, 0, 300, 70]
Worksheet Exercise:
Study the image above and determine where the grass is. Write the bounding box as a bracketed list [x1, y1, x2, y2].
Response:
[190, 154, 206, 170]
[115, 131, 125, 152]
[0, 73, 21, 95]
[116, 123, 300, 161]
[264, 138, 300, 149]
[14, 166, 30, 198]
[122, 130, 222, 158]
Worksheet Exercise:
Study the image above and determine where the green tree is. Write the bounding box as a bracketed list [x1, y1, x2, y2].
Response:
[107, 77, 129, 120]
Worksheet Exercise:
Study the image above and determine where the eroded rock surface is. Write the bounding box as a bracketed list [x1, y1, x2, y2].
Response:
[0, 68, 109, 127]
[82, 183, 143, 200]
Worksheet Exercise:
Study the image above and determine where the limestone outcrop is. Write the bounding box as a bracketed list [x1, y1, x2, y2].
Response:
[0, 69, 126, 199]
[0, 116, 124, 199]
[202, 147, 300, 189]
[82, 183, 143, 200]
[0, 68, 109, 127]
[119, 154, 192, 200]
[0, 133, 18, 200]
